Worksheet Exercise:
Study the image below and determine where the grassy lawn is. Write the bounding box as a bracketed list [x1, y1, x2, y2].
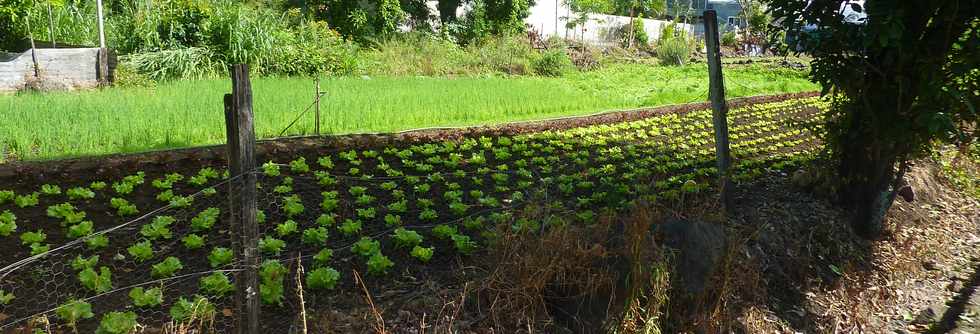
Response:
[0, 63, 818, 162]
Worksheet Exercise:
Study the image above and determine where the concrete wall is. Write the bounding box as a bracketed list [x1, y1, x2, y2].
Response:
[526, 0, 695, 47]
[0, 48, 103, 92]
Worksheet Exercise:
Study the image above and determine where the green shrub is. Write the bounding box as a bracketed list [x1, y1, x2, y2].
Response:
[124, 47, 222, 81]
[532, 49, 572, 77]
[657, 36, 691, 66]
[721, 30, 737, 47]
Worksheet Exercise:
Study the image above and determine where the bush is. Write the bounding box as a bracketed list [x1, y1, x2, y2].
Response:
[722, 30, 738, 47]
[112, 63, 156, 88]
[465, 35, 536, 75]
[532, 49, 573, 76]
[124, 47, 222, 81]
[657, 37, 691, 66]
[620, 18, 649, 48]
[362, 33, 468, 76]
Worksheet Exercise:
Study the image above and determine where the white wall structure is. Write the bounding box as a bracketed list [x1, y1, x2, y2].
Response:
[525, 0, 695, 46]
[0, 48, 104, 92]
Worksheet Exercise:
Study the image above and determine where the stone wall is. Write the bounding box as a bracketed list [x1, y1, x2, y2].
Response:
[0, 48, 106, 92]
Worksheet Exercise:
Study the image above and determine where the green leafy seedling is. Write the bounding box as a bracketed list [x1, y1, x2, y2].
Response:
[128, 240, 154, 263]
[182, 234, 206, 250]
[95, 311, 137, 334]
[411, 246, 434, 262]
[391, 228, 422, 248]
[306, 267, 340, 290]
[151, 256, 183, 278]
[129, 286, 164, 308]
[199, 272, 234, 296]
[208, 247, 233, 268]
[56, 299, 94, 330]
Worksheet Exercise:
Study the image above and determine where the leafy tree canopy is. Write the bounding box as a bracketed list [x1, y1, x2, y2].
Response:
[766, 0, 979, 238]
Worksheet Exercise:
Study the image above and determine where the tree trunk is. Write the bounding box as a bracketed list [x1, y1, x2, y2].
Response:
[627, 7, 636, 49]
[837, 86, 906, 240]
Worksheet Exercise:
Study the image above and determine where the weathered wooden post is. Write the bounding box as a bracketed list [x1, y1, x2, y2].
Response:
[224, 64, 260, 334]
[703, 10, 734, 213]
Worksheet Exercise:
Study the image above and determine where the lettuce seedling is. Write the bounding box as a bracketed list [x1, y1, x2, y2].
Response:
[199, 272, 233, 296]
[306, 267, 340, 290]
[276, 220, 299, 237]
[56, 299, 94, 330]
[15, 192, 39, 208]
[391, 228, 422, 249]
[89, 181, 107, 190]
[302, 227, 328, 246]
[86, 234, 109, 250]
[66, 187, 95, 200]
[79, 266, 112, 293]
[40, 184, 61, 196]
[67, 221, 94, 239]
[190, 207, 220, 232]
[129, 287, 164, 307]
[20, 229, 46, 245]
[313, 248, 333, 267]
[452, 235, 478, 255]
[151, 257, 183, 278]
[411, 246, 434, 262]
[127, 240, 154, 263]
[70, 254, 99, 271]
[339, 219, 362, 236]
[316, 213, 336, 227]
[366, 252, 393, 276]
[0, 190, 15, 204]
[259, 260, 288, 306]
[431, 225, 456, 240]
[262, 161, 281, 177]
[96, 311, 137, 334]
[290, 157, 310, 173]
[351, 237, 381, 257]
[383, 214, 402, 227]
[259, 236, 286, 255]
[182, 234, 206, 250]
[0, 210, 16, 236]
[208, 247, 233, 268]
[170, 296, 216, 323]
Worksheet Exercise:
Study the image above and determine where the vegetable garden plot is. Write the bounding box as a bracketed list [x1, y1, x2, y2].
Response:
[0, 96, 829, 332]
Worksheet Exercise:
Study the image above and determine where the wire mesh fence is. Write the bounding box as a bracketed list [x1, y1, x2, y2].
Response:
[0, 95, 827, 333]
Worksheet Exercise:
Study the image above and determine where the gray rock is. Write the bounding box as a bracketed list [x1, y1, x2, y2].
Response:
[659, 217, 728, 295]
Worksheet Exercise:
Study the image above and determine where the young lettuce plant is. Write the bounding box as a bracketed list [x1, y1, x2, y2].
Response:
[0, 210, 17, 237]
[129, 286, 164, 308]
[199, 272, 234, 296]
[391, 228, 422, 249]
[411, 246, 434, 262]
[127, 240, 154, 263]
[96, 311, 138, 334]
[306, 267, 340, 290]
[259, 260, 287, 306]
[78, 266, 113, 293]
[151, 257, 183, 278]
[170, 296, 216, 324]
[56, 299, 94, 331]
[208, 247, 234, 268]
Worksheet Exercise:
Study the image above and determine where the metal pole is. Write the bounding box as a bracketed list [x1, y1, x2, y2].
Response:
[96, 0, 105, 49]
[703, 10, 733, 213]
[46, 1, 56, 48]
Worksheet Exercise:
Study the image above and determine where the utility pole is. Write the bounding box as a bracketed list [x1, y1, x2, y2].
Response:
[96, 0, 108, 84]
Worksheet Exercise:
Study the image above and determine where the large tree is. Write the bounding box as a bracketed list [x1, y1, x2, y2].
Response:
[766, 0, 979, 238]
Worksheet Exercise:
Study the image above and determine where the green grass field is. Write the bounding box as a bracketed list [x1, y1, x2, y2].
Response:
[0, 63, 818, 162]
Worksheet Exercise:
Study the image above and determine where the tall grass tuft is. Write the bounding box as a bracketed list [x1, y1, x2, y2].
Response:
[125, 47, 223, 81]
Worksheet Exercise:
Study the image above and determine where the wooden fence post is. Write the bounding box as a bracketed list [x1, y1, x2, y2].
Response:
[225, 64, 260, 334]
[703, 10, 734, 213]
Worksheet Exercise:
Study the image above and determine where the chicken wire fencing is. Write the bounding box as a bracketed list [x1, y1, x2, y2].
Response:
[0, 174, 243, 333]
[0, 166, 558, 334]
[0, 95, 823, 333]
